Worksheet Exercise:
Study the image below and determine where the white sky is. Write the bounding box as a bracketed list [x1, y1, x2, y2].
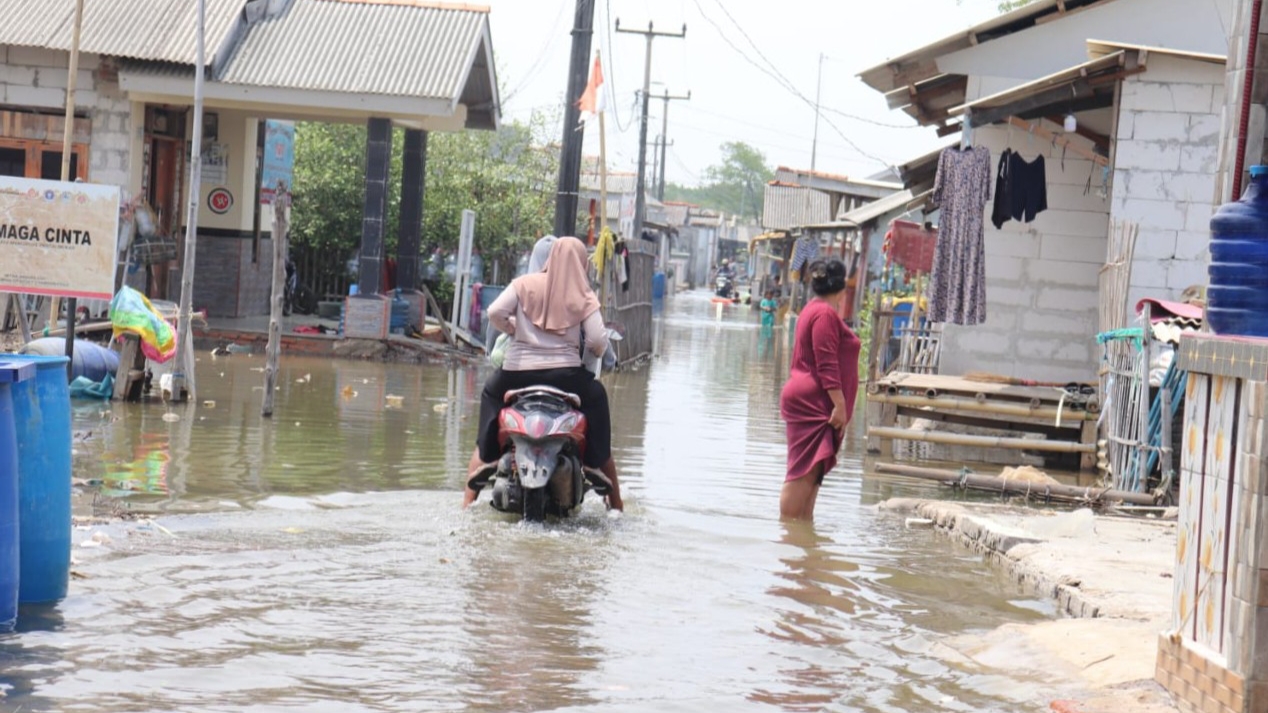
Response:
[486, 0, 1006, 187]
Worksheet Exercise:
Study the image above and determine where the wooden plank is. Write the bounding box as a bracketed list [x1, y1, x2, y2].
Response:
[1080, 419, 1099, 472]
[867, 426, 1095, 453]
[895, 406, 1076, 439]
[112, 335, 140, 401]
[875, 372, 1077, 403]
[868, 392, 1097, 421]
[419, 285, 454, 347]
[1002, 116, 1109, 167]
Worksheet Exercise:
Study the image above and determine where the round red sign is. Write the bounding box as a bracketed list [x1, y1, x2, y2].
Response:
[208, 187, 234, 214]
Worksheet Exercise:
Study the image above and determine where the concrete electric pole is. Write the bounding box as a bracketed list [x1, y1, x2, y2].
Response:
[616, 19, 685, 240]
[655, 89, 690, 202]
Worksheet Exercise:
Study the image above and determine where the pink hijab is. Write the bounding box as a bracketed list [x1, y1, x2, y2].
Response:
[513, 236, 601, 333]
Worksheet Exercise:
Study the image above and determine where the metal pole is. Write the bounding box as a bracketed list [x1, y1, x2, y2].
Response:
[172, 0, 206, 402]
[809, 53, 824, 177]
[656, 89, 689, 202]
[59, 0, 85, 381]
[552, 0, 596, 238]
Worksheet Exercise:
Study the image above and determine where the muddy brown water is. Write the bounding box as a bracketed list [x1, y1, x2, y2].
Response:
[1, 293, 1079, 712]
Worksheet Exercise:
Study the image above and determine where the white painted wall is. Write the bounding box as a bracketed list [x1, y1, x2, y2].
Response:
[1110, 55, 1225, 309]
[940, 0, 1232, 87]
[937, 124, 1110, 383]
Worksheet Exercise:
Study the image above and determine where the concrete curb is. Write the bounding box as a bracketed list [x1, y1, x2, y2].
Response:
[879, 498, 1131, 620]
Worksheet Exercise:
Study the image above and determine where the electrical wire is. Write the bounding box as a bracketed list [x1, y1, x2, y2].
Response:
[601, 0, 634, 132]
[689, 0, 906, 168]
[501, 0, 571, 106]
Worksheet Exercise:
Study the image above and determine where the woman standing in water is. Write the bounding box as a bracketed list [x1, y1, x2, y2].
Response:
[779, 258, 860, 520]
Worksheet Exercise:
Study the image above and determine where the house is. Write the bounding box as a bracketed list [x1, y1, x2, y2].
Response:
[0, 0, 500, 318]
[859, 0, 1231, 383]
[757, 168, 906, 318]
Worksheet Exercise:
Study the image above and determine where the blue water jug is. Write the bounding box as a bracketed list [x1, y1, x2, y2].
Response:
[1209, 165, 1268, 336]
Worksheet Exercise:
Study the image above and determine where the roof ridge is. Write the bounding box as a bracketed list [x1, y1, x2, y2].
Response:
[315, 0, 490, 12]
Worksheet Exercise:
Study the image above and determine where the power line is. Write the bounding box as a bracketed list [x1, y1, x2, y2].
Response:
[689, 0, 899, 168]
[599, 0, 633, 132]
[501, 0, 571, 105]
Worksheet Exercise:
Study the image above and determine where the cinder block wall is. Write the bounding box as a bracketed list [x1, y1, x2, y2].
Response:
[935, 123, 1108, 384]
[1111, 55, 1224, 309]
[0, 46, 132, 189]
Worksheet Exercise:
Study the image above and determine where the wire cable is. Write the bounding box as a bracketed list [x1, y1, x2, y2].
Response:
[690, 0, 908, 168]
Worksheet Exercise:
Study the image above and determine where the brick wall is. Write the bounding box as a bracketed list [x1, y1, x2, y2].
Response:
[1111, 55, 1224, 309]
[194, 235, 274, 318]
[935, 123, 1108, 383]
[0, 47, 132, 189]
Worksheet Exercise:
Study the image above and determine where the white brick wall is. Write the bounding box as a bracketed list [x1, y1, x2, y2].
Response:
[936, 124, 1108, 383]
[0, 48, 132, 188]
[1110, 57, 1224, 307]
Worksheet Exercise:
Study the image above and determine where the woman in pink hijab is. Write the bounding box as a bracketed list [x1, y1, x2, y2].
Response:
[464, 237, 624, 511]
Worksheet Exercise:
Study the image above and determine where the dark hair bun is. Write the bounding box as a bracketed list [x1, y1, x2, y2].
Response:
[809, 258, 847, 296]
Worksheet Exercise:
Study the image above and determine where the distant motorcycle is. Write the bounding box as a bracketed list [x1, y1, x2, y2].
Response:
[469, 329, 622, 522]
[715, 274, 738, 301]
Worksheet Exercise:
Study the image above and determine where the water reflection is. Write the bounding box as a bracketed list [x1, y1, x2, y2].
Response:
[0, 290, 1080, 712]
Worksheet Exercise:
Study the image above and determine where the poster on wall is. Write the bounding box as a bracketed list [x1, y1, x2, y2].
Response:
[260, 120, 295, 204]
[202, 142, 229, 185]
[0, 176, 121, 299]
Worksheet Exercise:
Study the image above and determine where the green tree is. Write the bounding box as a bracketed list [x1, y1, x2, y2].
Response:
[290, 110, 559, 288]
[663, 141, 772, 221]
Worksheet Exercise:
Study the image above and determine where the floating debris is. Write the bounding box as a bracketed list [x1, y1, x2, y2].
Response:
[161, 412, 180, 423]
[203, 400, 216, 408]
[385, 394, 404, 408]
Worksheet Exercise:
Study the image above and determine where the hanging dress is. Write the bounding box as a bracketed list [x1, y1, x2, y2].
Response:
[927, 145, 992, 326]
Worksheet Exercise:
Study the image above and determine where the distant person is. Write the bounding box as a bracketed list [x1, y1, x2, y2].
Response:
[778, 258, 860, 521]
[759, 290, 778, 329]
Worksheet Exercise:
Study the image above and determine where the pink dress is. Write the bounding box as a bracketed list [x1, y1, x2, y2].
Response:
[780, 299, 861, 482]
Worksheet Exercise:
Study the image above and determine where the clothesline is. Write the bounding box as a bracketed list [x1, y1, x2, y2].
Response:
[1004, 116, 1109, 167]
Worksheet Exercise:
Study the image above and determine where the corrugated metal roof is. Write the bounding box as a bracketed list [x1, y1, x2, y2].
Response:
[838, 189, 915, 227]
[0, 0, 247, 65]
[579, 172, 637, 194]
[857, 0, 1116, 93]
[761, 184, 831, 231]
[218, 0, 489, 99]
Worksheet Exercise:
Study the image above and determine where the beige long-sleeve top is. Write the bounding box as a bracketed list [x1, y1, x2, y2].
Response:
[487, 284, 607, 371]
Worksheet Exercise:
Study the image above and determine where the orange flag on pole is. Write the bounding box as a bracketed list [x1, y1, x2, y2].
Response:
[577, 52, 605, 125]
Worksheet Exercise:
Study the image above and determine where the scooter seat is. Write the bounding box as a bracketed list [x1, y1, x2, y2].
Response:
[504, 385, 582, 408]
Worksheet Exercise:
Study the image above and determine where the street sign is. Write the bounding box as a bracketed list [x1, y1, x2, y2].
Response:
[0, 176, 120, 300]
[260, 120, 295, 204]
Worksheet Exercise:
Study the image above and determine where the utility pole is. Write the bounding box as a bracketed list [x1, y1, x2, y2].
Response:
[653, 136, 675, 198]
[655, 88, 690, 201]
[553, 0, 597, 239]
[616, 19, 685, 240]
[809, 52, 824, 181]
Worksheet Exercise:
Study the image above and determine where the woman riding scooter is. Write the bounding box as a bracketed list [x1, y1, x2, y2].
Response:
[464, 236, 624, 512]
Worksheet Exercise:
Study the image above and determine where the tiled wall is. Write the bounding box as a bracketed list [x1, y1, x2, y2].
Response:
[1170, 332, 1268, 713]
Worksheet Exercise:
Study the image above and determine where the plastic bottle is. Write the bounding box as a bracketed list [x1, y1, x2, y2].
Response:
[1208, 165, 1268, 336]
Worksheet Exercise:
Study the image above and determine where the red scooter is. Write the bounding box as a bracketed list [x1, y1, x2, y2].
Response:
[473, 385, 612, 521]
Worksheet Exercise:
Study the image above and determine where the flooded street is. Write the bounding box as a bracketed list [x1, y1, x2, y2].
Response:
[2, 293, 1077, 712]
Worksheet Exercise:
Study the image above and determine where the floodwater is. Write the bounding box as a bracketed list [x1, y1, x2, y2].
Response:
[1, 293, 1078, 712]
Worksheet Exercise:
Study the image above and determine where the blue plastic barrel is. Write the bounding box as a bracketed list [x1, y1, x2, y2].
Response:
[0, 361, 35, 629]
[21, 337, 119, 383]
[4, 354, 72, 604]
[652, 272, 666, 300]
[1209, 165, 1268, 336]
[389, 291, 410, 334]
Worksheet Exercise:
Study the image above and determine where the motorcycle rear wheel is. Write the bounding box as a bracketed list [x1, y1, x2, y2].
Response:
[523, 486, 548, 522]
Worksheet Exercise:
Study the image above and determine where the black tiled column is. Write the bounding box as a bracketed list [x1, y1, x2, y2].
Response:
[358, 117, 393, 295]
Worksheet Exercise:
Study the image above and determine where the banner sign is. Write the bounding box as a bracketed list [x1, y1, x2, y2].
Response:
[0, 177, 121, 300]
[260, 120, 295, 204]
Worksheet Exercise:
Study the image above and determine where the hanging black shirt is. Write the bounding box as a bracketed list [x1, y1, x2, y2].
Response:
[990, 150, 1049, 228]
